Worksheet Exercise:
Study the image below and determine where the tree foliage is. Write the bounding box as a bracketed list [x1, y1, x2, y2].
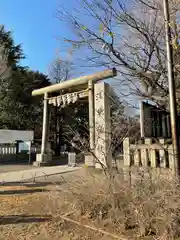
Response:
[0, 25, 50, 137]
[0, 25, 24, 68]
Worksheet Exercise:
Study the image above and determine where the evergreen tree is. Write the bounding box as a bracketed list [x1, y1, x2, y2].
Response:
[0, 25, 50, 136]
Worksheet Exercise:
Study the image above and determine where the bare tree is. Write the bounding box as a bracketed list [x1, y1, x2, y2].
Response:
[49, 56, 73, 83]
[57, 0, 180, 110]
[48, 55, 74, 155]
[62, 87, 140, 174]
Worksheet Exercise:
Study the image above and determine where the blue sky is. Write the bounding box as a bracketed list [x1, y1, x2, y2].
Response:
[0, 0, 138, 114]
[0, 0, 75, 74]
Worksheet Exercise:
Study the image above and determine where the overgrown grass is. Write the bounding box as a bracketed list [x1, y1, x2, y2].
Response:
[61, 167, 180, 239]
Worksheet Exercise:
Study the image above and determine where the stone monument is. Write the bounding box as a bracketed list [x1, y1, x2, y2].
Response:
[94, 82, 112, 169]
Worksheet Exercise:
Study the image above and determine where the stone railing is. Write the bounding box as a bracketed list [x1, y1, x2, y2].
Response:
[0, 145, 16, 155]
[123, 138, 174, 169]
[0, 144, 38, 164]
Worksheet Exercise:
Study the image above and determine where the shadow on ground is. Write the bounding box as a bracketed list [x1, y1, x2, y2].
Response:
[0, 180, 66, 188]
[0, 188, 50, 195]
[0, 214, 51, 225]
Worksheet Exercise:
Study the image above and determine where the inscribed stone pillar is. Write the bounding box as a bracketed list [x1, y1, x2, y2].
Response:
[94, 82, 111, 169]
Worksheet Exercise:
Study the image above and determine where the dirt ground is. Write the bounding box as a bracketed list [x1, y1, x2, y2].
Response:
[0, 166, 172, 240]
[0, 168, 123, 240]
[0, 164, 35, 174]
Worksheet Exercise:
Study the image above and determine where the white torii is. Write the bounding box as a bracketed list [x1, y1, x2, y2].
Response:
[32, 68, 117, 167]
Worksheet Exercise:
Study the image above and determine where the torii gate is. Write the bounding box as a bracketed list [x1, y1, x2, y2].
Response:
[32, 68, 117, 168]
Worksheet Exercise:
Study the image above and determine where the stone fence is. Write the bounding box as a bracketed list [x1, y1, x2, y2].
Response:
[123, 137, 174, 169]
[0, 145, 38, 164]
[0, 146, 16, 155]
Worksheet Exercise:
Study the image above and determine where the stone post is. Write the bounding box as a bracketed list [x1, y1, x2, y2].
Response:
[94, 82, 111, 169]
[134, 149, 141, 166]
[168, 144, 174, 172]
[159, 139, 166, 168]
[123, 138, 131, 166]
[141, 139, 148, 166]
[150, 148, 157, 168]
[33, 92, 52, 166]
[145, 138, 154, 167]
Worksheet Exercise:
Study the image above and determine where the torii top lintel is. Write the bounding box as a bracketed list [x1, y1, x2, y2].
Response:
[32, 68, 117, 96]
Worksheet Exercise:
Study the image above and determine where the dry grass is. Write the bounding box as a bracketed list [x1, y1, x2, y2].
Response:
[57, 167, 180, 239]
[0, 167, 180, 239]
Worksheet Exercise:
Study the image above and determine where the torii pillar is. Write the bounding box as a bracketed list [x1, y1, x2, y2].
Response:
[33, 92, 52, 166]
[86, 80, 95, 166]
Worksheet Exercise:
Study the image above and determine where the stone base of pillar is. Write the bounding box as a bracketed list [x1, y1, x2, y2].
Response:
[33, 153, 52, 167]
[95, 163, 103, 169]
[85, 154, 95, 167]
[68, 152, 76, 167]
